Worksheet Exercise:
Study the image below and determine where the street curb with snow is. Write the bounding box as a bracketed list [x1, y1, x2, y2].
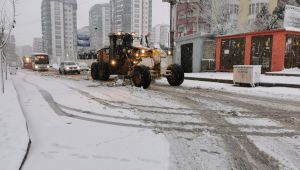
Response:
[18, 135, 31, 170]
[265, 73, 300, 77]
[0, 75, 31, 170]
[185, 77, 300, 89]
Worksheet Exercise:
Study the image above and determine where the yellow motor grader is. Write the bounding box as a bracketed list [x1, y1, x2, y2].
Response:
[91, 32, 184, 89]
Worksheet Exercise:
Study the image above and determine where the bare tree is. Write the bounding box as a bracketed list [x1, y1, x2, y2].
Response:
[0, 0, 16, 93]
[181, 0, 238, 35]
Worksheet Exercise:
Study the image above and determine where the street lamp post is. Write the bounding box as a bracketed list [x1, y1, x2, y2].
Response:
[162, 0, 177, 54]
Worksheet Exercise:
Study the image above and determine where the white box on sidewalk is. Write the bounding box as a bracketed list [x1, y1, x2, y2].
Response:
[9, 66, 18, 75]
[233, 65, 262, 87]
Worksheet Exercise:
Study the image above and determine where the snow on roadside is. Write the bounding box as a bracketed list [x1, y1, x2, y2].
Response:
[267, 68, 300, 75]
[225, 117, 282, 127]
[0, 76, 29, 170]
[13, 71, 170, 170]
[239, 128, 295, 134]
[166, 131, 230, 170]
[248, 136, 300, 170]
[156, 79, 300, 102]
[185, 72, 300, 85]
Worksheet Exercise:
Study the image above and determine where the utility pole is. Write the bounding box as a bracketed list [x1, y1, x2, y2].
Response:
[162, 0, 177, 54]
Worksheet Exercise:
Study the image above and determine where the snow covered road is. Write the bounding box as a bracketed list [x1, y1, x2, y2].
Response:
[12, 70, 300, 170]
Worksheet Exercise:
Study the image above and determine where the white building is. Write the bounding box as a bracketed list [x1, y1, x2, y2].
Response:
[89, 3, 111, 50]
[150, 24, 170, 47]
[41, 0, 77, 64]
[33, 38, 44, 53]
[110, 0, 152, 36]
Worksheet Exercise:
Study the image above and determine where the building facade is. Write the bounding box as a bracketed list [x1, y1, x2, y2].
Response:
[150, 24, 170, 47]
[110, 0, 152, 36]
[33, 37, 44, 53]
[89, 3, 111, 50]
[173, 0, 292, 37]
[174, 0, 240, 37]
[237, 0, 279, 32]
[41, 0, 78, 64]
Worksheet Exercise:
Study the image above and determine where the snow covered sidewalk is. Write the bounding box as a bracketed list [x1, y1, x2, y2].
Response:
[11, 71, 170, 170]
[266, 68, 300, 77]
[185, 72, 300, 86]
[0, 76, 30, 170]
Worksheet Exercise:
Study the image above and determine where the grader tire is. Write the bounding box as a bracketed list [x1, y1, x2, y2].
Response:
[91, 62, 99, 80]
[98, 61, 110, 81]
[166, 64, 184, 86]
[133, 65, 151, 89]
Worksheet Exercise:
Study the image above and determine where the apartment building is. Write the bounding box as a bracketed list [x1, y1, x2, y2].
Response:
[89, 3, 111, 50]
[150, 24, 170, 47]
[110, 0, 152, 36]
[33, 37, 44, 53]
[41, 0, 77, 64]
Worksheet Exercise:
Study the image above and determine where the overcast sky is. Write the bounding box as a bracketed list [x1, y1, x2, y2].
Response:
[13, 0, 170, 46]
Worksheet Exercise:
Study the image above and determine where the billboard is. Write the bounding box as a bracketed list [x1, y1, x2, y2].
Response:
[77, 34, 90, 47]
[284, 5, 300, 31]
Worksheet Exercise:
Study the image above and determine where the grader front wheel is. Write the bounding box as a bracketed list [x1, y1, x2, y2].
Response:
[133, 65, 151, 89]
[166, 64, 184, 86]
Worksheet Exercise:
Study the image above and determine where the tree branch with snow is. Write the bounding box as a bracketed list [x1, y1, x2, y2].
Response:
[187, 0, 237, 35]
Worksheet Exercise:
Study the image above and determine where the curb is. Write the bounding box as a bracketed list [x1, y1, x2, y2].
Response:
[265, 73, 300, 77]
[185, 77, 300, 89]
[19, 136, 31, 170]
[185, 77, 233, 84]
[12, 79, 32, 170]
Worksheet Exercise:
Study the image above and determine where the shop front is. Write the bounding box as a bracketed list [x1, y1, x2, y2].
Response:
[216, 29, 300, 72]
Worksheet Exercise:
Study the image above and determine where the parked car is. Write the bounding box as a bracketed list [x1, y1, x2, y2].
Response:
[59, 61, 80, 74]
[77, 62, 90, 72]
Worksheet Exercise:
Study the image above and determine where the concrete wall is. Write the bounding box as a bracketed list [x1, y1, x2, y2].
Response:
[174, 33, 215, 72]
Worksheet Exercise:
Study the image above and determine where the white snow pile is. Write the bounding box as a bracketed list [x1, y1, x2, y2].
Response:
[0, 76, 30, 170]
[51, 64, 59, 70]
[249, 135, 300, 169]
[156, 78, 300, 102]
[268, 67, 300, 75]
[185, 72, 300, 85]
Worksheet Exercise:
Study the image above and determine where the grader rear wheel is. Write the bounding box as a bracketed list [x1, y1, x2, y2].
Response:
[98, 61, 110, 81]
[91, 62, 99, 80]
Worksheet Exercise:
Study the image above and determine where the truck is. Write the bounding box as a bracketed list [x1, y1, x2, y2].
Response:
[22, 56, 33, 69]
[91, 32, 184, 89]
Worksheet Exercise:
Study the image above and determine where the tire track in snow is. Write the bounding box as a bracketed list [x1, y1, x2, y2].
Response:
[158, 85, 300, 130]
[61, 84, 299, 137]
[21, 77, 299, 137]
[150, 85, 281, 170]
